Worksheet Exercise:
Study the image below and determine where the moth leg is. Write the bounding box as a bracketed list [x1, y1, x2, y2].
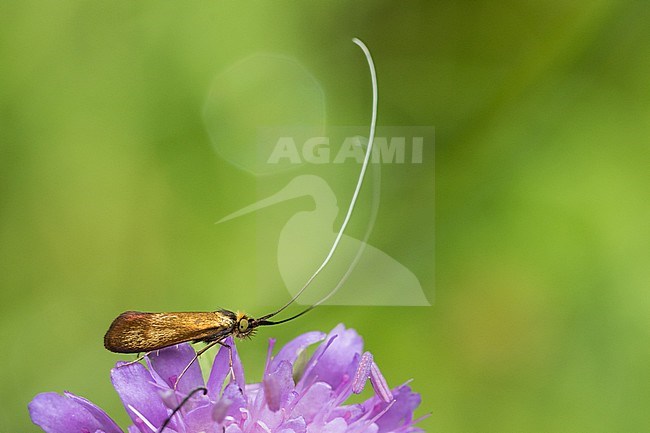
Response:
[216, 339, 233, 367]
[173, 339, 222, 390]
[121, 352, 150, 367]
[215, 339, 239, 383]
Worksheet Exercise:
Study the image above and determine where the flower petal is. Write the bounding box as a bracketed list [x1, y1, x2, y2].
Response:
[63, 392, 124, 433]
[263, 360, 295, 412]
[185, 404, 221, 433]
[225, 337, 246, 391]
[221, 382, 248, 422]
[280, 417, 306, 433]
[347, 421, 379, 433]
[147, 343, 204, 394]
[268, 331, 326, 373]
[292, 382, 333, 424]
[111, 362, 170, 432]
[211, 395, 231, 423]
[323, 418, 348, 433]
[225, 424, 243, 433]
[371, 385, 421, 433]
[207, 341, 233, 399]
[29, 392, 123, 433]
[303, 324, 363, 390]
[216, 337, 246, 392]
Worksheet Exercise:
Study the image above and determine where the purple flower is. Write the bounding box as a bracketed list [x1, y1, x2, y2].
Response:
[29, 324, 424, 433]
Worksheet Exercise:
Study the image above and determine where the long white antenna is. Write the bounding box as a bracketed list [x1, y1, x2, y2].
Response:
[259, 37, 378, 321]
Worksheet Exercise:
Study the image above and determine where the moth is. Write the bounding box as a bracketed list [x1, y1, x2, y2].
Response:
[104, 37, 378, 372]
[104, 308, 304, 356]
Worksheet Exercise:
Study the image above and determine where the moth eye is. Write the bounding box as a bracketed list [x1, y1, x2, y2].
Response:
[239, 318, 249, 332]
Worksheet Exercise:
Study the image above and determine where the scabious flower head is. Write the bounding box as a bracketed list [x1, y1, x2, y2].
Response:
[29, 324, 424, 433]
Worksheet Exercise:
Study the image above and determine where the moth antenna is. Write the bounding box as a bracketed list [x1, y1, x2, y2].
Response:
[261, 152, 380, 327]
[258, 37, 378, 323]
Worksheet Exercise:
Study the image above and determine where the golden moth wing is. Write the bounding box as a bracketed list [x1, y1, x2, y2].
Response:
[104, 311, 234, 353]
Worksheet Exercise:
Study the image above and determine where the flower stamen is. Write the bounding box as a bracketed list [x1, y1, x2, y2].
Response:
[370, 361, 393, 403]
[352, 352, 373, 394]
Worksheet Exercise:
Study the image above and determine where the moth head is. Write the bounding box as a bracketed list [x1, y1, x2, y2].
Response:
[234, 312, 256, 339]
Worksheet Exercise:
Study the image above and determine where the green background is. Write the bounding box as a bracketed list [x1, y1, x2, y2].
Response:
[1, 1, 649, 432]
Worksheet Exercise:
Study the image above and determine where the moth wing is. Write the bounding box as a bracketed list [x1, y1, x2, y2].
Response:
[104, 311, 234, 353]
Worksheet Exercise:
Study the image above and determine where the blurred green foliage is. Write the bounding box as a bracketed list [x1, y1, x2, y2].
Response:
[1, 1, 649, 432]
